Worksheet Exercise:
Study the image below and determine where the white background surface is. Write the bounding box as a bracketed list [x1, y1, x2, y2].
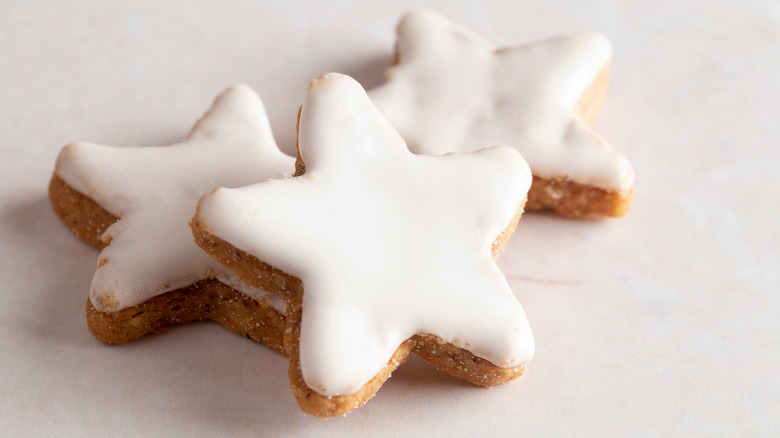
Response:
[1, 0, 778, 436]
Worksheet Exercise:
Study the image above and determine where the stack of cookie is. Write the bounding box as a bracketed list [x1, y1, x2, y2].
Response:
[48, 11, 634, 417]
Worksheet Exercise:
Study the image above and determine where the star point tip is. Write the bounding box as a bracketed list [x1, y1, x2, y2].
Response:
[189, 83, 273, 142]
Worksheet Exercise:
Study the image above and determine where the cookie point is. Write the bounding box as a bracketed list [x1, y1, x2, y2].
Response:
[575, 31, 612, 56]
[59, 141, 93, 159]
[311, 73, 352, 86]
[305, 74, 365, 102]
[224, 83, 255, 98]
[55, 142, 86, 172]
[65, 140, 89, 149]
[310, 73, 335, 89]
[402, 8, 441, 24]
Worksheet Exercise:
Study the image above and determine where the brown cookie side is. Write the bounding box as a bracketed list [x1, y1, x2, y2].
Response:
[526, 176, 634, 219]
[576, 64, 610, 127]
[49, 174, 287, 352]
[49, 174, 117, 249]
[413, 334, 526, 386]
[86, 278, 286, 354]
[190, 214, 301, 354]
[492, 201, 525, 258]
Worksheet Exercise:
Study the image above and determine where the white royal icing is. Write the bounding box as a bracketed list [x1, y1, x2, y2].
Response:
[197, 73, 535, 396]
[368, 10, 634, 192]
[55, 85, 293, 313]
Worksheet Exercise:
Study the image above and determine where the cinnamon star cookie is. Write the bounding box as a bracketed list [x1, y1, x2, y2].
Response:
[369, 10, 635, 218]
[191, 73, 534, 417]
[49, 85, 293, 351]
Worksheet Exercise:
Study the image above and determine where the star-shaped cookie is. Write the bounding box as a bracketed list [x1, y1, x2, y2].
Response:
[49, 85, 294, 350]
[191, 73, 535, 417]
[368, 10, 635, 218]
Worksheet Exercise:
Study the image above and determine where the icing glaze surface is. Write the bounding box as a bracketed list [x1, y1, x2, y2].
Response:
[197, 73, 534, 396]
[55, 85, 293, 312]
[368, 10, 634, 191]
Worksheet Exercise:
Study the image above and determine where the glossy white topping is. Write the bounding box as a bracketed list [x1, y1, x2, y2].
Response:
[369, 10, 634, 191]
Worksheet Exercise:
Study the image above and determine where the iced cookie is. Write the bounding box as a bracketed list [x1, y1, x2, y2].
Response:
[191, 73, 534, 417]
[368, 10, 635, 218]
[49, 85, 294, 352]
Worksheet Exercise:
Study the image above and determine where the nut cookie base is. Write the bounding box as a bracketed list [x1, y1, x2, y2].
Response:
[49, 174, 286, 352]
[49, 174, 117, 249]
[191, 195, 527, 417]
[527, 176, 634, 218]
[86, 278, 286, 353]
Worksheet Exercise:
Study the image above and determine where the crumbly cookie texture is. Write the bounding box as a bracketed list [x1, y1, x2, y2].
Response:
[48, 85, 294, 349]
[368, 10, 635, 218]
[192, 73, 534, 417]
